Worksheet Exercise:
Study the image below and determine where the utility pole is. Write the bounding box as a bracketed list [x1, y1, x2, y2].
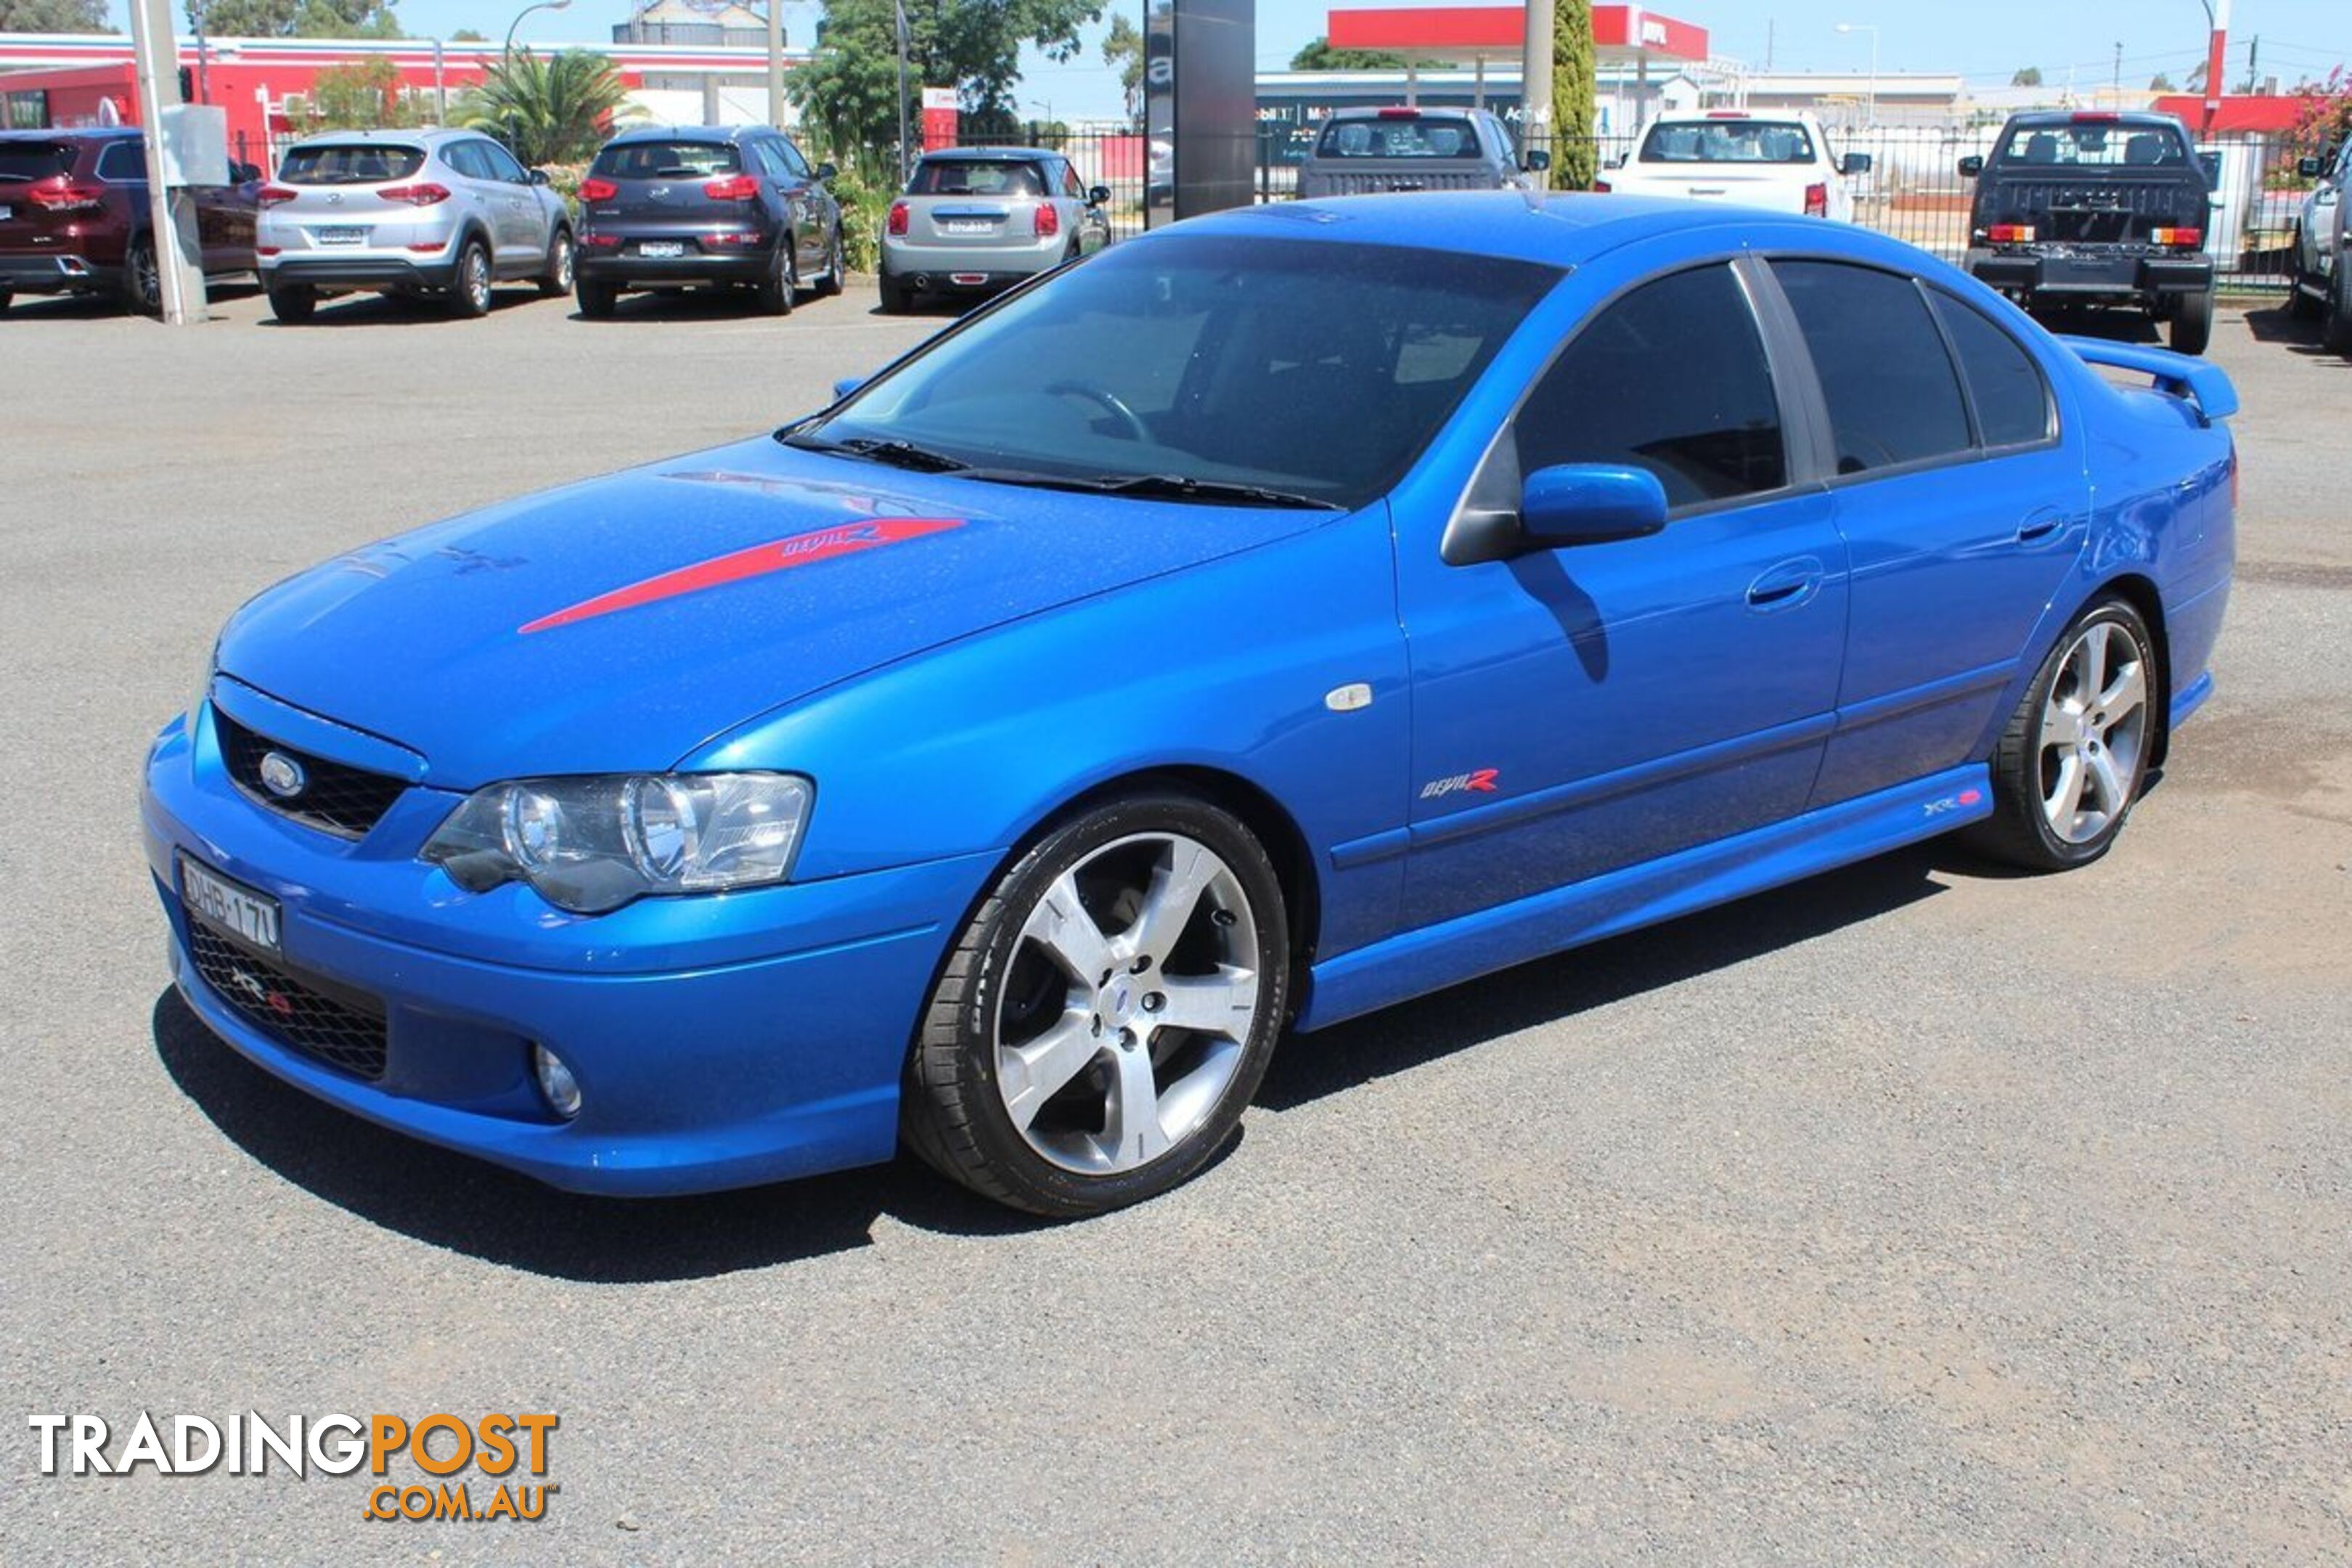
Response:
[127, 0, 206, 324]
[894, 0, 912, 181]
[1521, 0, 1554, 186]
[2112, 41, 2121, 101]
[1765, 19, 1773, 72]
[766, 0, 785, 129]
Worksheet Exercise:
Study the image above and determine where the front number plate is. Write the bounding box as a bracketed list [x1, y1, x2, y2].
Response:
[179, 855, 282, 956]
[638, 240, 687, 258]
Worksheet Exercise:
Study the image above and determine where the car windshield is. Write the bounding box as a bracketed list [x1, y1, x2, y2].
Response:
[910, 159, 1045, 196]
[1994, 122, 2194, 168]
[278, 144, 426, 184]
[1315, 116, 1482, 160]
[593, 140, 742, 179]
[1640, 121, 1816, 163]
[0, 142, 75, 181]
[792, 234, 1559, 510]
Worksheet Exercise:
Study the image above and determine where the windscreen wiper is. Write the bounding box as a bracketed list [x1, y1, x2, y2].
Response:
[783, 433, 970, 473]
[968, 470, 1344, 510]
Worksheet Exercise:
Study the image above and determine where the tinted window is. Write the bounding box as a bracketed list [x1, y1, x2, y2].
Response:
[1930, 293, 2052, 447]
[809, 236, 1559, 509]
[477, 141, 528, 182]
[96, 141, 146, 181]
[774, 138, 811, 177]
[1639, 120, 1816, 164]
[1514, 264, 1786, 508]
[1315, 115, 1480, 160]
[1775, 261, 1972, 475]
[277, 143, 425, 184]
[0, 141, 75, 182]
[909, 159, 1044, 195]
[439, 141, 488, 180]
[592, 140, 741, 179]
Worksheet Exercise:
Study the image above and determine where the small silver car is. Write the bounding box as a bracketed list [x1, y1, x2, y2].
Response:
[258, 127, 573, 322]
[879, 147, 1111, 313]
[1297, 107, 1547, 199]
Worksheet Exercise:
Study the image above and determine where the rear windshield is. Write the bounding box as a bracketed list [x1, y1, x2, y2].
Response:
[1640, 121, 1816, 163]
[0, 142, 75, 182]
[909, 160, 1045, 196]
[1993, 122, 2197, 169]
[591, 141, 742, 179]
[1315, 115, 1482, 160]
[279, 144, 426, 184]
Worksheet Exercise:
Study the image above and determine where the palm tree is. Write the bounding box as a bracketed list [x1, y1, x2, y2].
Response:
[458, 49, 638, 168]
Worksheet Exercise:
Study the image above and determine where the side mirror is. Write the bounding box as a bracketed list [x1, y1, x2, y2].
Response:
[830, 375, 865, 402]
[815, 160, 839, 181]
[1522, 148, 1552, 173]
[1958, 155, 1985, 179]
[528, 168, 551, 186]
[1841, 152, 1873, 175]
[1518, 464, 1667, 550]
[1087, 184, 1111, 205]
[2299, 155, 2324, 179]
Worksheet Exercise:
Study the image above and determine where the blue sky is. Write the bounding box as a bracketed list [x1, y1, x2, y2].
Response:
[129, 0, 2351, 121]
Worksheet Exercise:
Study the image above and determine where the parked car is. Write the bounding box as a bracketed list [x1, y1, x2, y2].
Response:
[1594, 110, 1869, 219]
[0, 128, 259, 316]
[256, 127, 573, 323]
[574, 125, 844, 319]
[1959, 110, 2218, 354]
[880, 147, 1111, 314]
[2290, 140, 2351, 352]
[1297, 106, 1546, 199]
[148, 192, 2236, 1218]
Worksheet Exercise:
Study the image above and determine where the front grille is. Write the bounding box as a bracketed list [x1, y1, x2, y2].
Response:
[214, 709, 407, 838]
[186, 920, 388, 1080]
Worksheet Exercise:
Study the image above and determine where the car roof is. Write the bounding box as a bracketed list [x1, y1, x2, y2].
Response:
[282, 126, 462, 146]
[0, 127, 136, 142]
[2001, 110, 2188, 130]
[603, 124, 769, 145]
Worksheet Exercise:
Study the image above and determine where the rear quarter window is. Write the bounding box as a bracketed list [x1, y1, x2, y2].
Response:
[279, 144, 426, 184]
[1930, 293, 2054, 448]
[1773, 260, 1974, 475]
[592, 141, 743, 179]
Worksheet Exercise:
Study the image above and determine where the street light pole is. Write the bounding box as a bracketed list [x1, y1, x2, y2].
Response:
[1834, 22, 1879, 128]
[503, 0, 571, 61]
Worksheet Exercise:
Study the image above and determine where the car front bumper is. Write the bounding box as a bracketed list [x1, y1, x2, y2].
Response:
[1967, 248, 2214, 303]
[142, 702, 992, 1196]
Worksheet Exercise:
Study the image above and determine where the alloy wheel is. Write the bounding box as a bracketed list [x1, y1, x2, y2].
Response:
[2038, 620, 2149, 844]
[465, 247, 491, 314]
[993, 832, 1261, 1175]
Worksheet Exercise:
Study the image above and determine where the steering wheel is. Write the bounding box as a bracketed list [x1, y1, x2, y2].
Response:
[1043, 379, 1148, 442]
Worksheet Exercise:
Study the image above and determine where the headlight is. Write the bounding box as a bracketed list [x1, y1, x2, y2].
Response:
[421, 772, 813, 914]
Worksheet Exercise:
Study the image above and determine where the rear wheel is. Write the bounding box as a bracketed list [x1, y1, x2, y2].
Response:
[2167, 289, 2213, 355]
[878, 270, 912, 314]
[0, 287, 13, 314]
[449, 239, 493, 318]
[537, 227, 574, 297]
[1971, 597, 2157, 872]
[815, 225, 845, 297]
[902, 794, 1291, 1217]
[123, 234, 161, 315]
[2325, 263, 2352, 356]
[265, 282, 317, 323]
[755, 242, 796, 315]
[576, 277, 617, 319]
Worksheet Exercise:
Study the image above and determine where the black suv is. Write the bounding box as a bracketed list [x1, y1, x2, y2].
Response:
[573, 125, 843, 318]
[1959, 111, 2218, 354]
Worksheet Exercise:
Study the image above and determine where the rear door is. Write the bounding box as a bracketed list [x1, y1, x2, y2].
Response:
[474, 138, 548, 261]
[756, 137, 822, 268]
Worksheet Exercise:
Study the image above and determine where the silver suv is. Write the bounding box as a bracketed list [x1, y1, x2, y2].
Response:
[1297, 107, 1546, 199]
[258, 127, 573, 322]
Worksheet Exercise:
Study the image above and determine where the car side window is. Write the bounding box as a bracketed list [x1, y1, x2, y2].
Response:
[1061, 161, 1085, 199]
[478, 141, 529, 183]
[1928, 291, 2054, 449]
[1773, 259, 1974, 475]
[97, 141, 144, 181]
[773, 139, 812, 179]
[441, 141, 486, 180]
[1512, 263, 1787, 510]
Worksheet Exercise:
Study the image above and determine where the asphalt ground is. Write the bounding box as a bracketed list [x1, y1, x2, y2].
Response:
[0, 277, 2345, 1566]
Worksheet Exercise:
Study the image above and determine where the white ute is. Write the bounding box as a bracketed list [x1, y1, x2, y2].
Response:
[1596, 110, 1870, 221]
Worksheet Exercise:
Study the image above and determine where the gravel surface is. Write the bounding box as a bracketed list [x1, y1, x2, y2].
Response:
[0, 281, 2345, 1566]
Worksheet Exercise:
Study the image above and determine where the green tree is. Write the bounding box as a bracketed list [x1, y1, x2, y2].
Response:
[2148, 71, 2176, 92]
[789, 0, 1100, 166]
[1102, 12, 1143, 127]
[0, 0, 113, 29]
[198, 0, 403, 38]
[1552, 0, 1596, 189]
[288, 55, 431, 129]
[454, 49, 637, 167]
[1288, 34, 1406, 70]
[451, 27, 486, 40]
[2011, 66, 2043, 86]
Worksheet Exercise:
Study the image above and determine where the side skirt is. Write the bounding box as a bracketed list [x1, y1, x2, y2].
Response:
[1293, 763, 1995, 1032]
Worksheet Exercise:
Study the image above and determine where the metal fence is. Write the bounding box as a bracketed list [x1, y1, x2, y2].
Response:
[902, 122, 2314, 293]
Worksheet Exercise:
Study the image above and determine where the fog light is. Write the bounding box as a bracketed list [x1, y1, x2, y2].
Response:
[533, 1045, 581, 1120]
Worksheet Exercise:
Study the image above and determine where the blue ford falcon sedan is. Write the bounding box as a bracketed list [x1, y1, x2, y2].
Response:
[144, 193, 2237, 1216]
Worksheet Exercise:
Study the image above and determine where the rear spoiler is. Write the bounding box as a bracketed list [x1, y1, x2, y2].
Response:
[2059, 335, 2239, 425]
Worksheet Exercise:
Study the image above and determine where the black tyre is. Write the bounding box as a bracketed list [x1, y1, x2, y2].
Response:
[877, 271, 912, 314]
[2326, 263, 2352, 357]
[123, 233, 161, 315]
[1970, 597, 2158, 873]
[265, 282, 317, 324]
[537, 227, 574, 297]
[576, 278, 617, 319]
[902, 793, 1291, 1217]
[2168, 289, 2213, 355]
[755, 242, 795, 315]
[2288, 264, 2324, 321]
[449, 238, 493, 318]
[815, 225, 845, 297]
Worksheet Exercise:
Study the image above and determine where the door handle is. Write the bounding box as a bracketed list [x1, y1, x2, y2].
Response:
[1746, 556, 1824, 611]
[2015, 509, 2066, 544]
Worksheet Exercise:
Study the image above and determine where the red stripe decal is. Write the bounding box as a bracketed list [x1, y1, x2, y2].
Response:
[518, 516, 966, 634]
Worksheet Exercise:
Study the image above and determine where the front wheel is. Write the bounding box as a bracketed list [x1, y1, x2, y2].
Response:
[902, 794, 1291, 1217]
[2168, 289, 2213, 355]
[814, 225, 844, 297]
[1970, 599, 2157, 872]
[537, 227, 574, 297]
